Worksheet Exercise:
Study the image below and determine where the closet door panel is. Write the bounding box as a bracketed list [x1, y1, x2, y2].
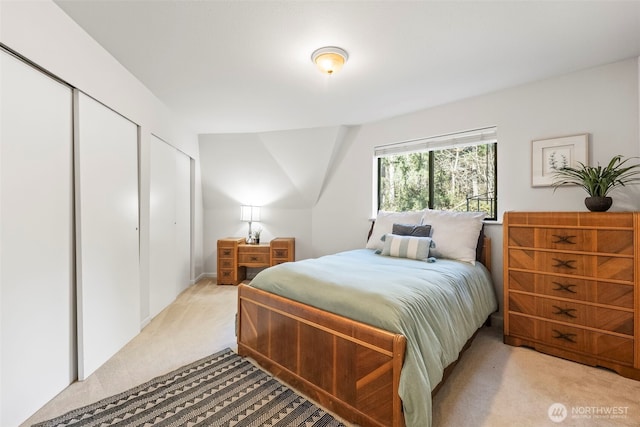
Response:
[1, 51, 74, 427]
[149, 136, 177, 317]
[75, 92, 140, 380]
[175, 150, 192, 290]
[149, 137, 191, 318]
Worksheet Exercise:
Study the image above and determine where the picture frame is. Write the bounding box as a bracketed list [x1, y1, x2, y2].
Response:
[531, 133, 589, 187]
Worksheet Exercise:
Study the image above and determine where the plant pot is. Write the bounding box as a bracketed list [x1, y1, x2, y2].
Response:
[584, 196, 612, 212]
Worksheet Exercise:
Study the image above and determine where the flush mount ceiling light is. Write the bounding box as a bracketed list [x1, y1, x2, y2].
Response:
[311, 46, 348, 75]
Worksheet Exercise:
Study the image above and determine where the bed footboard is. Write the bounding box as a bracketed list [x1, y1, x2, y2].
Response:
[237, 284, 406, 427]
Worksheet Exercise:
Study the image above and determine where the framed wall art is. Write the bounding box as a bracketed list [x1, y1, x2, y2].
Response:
[531, 133, 589, 187]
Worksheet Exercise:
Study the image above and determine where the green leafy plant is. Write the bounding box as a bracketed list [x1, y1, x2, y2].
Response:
[551, 155, 640, 197]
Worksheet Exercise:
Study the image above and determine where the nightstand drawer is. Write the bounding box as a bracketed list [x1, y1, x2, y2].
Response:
[219, 259, 234, 269]
[218, 269, 237, 284]
[272, 248, 289, 259]
[219, 247, 235, 258]
[238, 252, 270, 265]
[238, 244, 270, 267]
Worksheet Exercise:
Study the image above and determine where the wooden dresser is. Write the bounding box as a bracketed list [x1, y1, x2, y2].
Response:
[217, 237, 295, 285]
[503, 212, 640, 380]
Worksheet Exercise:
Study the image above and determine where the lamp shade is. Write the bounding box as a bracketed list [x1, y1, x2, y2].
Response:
[240, 205, 261, 222]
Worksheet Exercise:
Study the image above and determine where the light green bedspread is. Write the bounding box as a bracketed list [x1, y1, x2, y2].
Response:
[248, 249, 497, 427]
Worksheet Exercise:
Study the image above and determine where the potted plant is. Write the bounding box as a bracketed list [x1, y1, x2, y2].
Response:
[551, 155, 640, 212]
[253, 227, 262, 244]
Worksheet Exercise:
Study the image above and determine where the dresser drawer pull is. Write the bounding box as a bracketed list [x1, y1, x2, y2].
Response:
[274, 249, 287, 257]
[552, 306, 577, 318]
[250, 256, 259, 261]
[552, 281, 577, 293]
[552, 258, 577, 269]
[552, 234, 576, 245]
[552, 329, 577, 343]
[222, 249, 232, 256]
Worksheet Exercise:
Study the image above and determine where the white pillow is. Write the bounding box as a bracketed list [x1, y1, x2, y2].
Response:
[366, 210, 426, 251]
[421, 210, 485, 264]
[380, 234, 434, 260]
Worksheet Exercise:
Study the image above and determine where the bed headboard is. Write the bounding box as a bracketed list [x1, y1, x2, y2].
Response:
[479, 235, 491, 272]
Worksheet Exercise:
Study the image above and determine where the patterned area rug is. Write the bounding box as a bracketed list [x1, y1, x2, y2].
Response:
[33, 348, 346, 427]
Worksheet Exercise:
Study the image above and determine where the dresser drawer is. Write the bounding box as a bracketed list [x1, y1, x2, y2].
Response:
[508, 227, 633, 255]
[509, 249, 634, 282]
[509, 293, 634, 335]
[508, 270, 634, 309]
[508, 314, 634, 365]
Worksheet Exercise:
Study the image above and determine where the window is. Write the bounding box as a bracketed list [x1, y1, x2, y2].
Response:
[375, 127, 497, 219]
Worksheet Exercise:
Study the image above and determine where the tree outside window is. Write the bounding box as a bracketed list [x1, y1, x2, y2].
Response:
[376, 128, 497, 219]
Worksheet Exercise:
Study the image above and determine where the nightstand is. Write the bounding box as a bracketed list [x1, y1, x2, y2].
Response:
[217, 237, 295, 285]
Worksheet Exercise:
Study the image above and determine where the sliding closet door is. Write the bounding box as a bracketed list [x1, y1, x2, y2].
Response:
[75, 92, 140, 380]
[149, 136, 191, 318]
[175, 151, 192, 289]
[1, 51, 74, 426]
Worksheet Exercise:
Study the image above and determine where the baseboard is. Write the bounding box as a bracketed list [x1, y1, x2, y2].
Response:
[140, 316, 151, 329]
[490, 312, 504, 330]
[194, 272, 213, 283]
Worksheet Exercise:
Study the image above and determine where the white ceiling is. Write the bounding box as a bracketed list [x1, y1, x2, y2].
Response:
[54, 0, 640, 135]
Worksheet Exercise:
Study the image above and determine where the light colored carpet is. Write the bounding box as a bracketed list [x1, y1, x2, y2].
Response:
[23, 279, 640, 427]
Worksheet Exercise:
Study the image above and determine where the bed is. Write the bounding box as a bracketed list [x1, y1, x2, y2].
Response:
[237, 210, 498, 427]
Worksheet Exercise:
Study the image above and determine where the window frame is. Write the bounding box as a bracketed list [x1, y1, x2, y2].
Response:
[374, 127, 498, 220]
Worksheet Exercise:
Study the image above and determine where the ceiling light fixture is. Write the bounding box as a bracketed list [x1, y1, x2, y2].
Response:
[311, 46, 348, 75]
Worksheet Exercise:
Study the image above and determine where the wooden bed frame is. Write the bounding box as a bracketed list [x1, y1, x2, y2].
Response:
[237, 237, 492, 427]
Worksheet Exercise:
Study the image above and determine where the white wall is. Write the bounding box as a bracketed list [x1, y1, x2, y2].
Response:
[0, 0, 205, 322]
[313, 57, 640, 313]
[198, 127, 347, 274]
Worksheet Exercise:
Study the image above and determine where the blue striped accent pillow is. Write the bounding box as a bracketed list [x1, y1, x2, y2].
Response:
[380, 234, 434, 260]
